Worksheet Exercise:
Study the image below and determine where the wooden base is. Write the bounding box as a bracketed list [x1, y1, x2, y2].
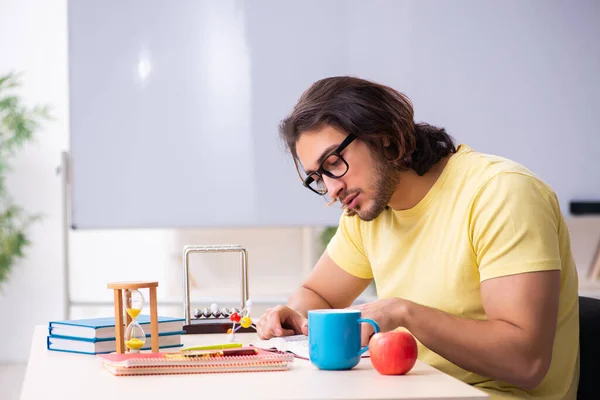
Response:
[184, 319, 257, 334]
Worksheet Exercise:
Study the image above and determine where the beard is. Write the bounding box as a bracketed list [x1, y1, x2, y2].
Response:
[345, 158, 400, 221]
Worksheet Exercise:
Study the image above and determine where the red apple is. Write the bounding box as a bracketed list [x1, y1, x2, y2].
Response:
[369, 331, 418, 375]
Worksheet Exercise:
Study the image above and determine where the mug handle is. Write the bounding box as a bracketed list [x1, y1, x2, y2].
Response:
[357, 318, 380, 356]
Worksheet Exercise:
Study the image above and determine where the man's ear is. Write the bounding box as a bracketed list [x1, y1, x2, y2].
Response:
[381, 135, 404, 165]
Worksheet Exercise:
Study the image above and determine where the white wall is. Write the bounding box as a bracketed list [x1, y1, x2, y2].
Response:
[66, 227, 322, 321]
[0, 0, 69, 363]
[1, 0, 600, 366]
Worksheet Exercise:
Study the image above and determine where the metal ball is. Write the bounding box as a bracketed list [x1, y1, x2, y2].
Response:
[211, 309, 222, 318]
[230, 308, 240, 316]
[210, 303, 219, 314]
[220, 308, 231, 317]
[193, 308, 202, 319]
[201, 307, 211, 318]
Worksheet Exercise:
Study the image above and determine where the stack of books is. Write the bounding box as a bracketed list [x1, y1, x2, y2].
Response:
[47, 315, 185, 355]
[99, 347, 295, 376]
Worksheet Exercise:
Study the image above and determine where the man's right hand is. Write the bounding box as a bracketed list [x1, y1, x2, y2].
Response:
[256, 305, 309, 339]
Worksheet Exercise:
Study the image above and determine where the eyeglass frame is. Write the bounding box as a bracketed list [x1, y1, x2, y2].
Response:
[302, 134, 357, 195]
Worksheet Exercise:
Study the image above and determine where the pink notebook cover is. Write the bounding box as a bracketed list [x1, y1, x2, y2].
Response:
[99, 347, 294, 376]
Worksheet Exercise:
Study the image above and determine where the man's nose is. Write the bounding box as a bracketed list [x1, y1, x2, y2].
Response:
[323, 175, 344, 200]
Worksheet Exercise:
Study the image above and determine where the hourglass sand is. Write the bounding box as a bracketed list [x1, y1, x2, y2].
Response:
[124, 289, 146, 352]
[107, 281, 159, 353]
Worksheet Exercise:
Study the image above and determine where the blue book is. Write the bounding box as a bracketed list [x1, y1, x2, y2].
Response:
[47, 331, 184, 355]
[48, 315, 185, 340]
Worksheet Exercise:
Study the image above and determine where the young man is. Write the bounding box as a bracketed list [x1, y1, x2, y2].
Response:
[256, 76, 579, 400]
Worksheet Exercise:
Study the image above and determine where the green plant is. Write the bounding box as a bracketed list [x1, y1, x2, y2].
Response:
[0, 72, 50, 285]
[319, 225, 338, 251]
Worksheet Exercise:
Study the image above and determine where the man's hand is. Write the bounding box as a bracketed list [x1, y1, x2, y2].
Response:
[256, 305, 309, 339]
[350, 298, 408, 346]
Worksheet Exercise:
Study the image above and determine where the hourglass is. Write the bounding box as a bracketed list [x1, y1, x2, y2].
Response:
[108, 281, 159, 353]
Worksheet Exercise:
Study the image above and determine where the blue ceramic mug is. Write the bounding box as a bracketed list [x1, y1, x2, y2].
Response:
[308, 309, 380, 370]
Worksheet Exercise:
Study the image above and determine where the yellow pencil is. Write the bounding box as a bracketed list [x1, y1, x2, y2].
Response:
[181, 343, 243, 351]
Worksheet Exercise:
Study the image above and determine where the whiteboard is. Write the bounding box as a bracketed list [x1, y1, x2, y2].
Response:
[68, 0, 600, 229]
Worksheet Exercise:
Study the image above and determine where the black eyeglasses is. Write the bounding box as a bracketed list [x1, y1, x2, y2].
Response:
[303, 134, 356, 195]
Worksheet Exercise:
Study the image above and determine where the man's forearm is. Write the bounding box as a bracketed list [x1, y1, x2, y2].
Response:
[288, 286, 333, 318]
[403, 301, 550, 390]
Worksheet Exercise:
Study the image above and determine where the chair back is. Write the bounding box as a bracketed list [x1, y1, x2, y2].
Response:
[578, 296, 600, 399]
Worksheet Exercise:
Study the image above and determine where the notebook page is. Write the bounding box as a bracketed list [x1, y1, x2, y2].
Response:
[251, 335, 308, 359]
[279, 335, 309, 359]
[252, 335, 370, 359]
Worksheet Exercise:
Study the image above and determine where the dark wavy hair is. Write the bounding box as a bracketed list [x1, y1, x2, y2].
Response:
[279, 76, 456, 176]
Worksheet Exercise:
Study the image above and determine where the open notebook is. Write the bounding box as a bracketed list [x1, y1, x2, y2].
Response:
[252, 335, 311, 359]
[251, 335, 369, 360]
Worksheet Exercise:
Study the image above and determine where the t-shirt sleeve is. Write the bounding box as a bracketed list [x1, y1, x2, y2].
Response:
[326, 214, 373, 279]
[469, 172, 562, 282]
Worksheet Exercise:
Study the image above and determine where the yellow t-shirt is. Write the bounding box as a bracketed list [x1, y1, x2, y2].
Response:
[327, 144, 579, 400]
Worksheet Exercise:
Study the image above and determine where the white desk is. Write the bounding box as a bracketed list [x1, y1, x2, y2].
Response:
[21, 325, 488, 400]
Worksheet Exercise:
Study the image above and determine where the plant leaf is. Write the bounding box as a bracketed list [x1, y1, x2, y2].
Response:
[0, 71, 48, 288]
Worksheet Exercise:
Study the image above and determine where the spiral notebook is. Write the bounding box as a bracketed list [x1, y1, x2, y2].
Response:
[99, 347, 294, 376]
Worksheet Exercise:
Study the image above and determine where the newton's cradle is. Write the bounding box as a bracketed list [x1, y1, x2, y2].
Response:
[182, 244, 257, 335]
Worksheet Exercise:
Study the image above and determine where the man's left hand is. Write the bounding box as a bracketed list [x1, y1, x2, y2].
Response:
[350, 297, 410, 346]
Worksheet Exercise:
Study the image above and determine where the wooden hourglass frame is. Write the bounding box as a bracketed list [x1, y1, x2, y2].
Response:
[107, 281, 159, 353]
